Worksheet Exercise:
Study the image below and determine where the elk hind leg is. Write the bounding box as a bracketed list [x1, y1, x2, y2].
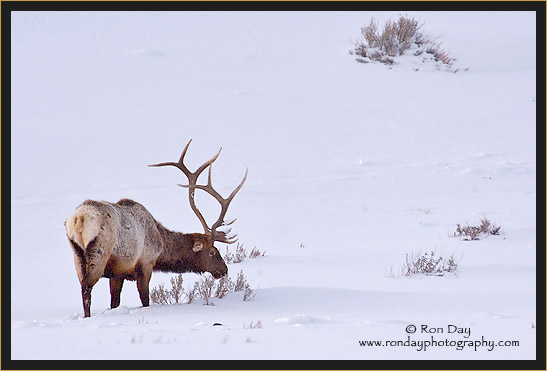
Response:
[136, 263, 153, 307]
[81, 238, 109, 317]
[109, 278, 125, 309]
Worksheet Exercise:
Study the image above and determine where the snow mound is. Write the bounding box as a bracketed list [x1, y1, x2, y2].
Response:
[274, 314, 336, 326]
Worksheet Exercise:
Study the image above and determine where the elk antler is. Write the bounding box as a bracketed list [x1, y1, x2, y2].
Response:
[149, 139, 247, 244]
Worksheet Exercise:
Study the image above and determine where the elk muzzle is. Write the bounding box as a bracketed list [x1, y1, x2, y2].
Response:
[211, 264, 228, 279]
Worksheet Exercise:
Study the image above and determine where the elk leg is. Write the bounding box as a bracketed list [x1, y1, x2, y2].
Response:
[81, 271, 102, 318]
[68, 238, 86, 283]
[69, 239, 93, 317]
[81, 285, 92, 318]
[136, 264, 153, 307]
[80, 238, 109, 317]
[109, 278, 125, 309]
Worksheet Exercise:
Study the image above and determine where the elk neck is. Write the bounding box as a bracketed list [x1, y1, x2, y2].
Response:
[153, 222, 205, 274]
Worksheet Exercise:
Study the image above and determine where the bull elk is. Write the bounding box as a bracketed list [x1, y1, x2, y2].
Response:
[65, 140, 247, 317]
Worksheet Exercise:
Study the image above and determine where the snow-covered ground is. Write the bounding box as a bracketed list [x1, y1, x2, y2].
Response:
[10, 11, 537, 360]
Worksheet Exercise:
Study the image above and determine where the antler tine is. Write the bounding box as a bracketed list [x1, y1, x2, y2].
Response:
[148, 139, 221, 181]
[226, 168, 248, 202]
[148, 139, 192, 175]
[223, 218, 238, 226]
[209, 168, 248, 242]
[196, 148, 222, 179]
[224, 235, 239, 244]
[177, 139, 192, 166]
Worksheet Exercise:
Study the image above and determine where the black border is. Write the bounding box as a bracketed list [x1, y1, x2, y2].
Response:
[1, 1, 545, 370]
[1, 0, 546, 11]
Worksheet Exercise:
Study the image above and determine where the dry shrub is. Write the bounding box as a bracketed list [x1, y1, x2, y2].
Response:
[150, 283, 172, 305]
[224, 243, 265, 263]
[233, 270, 256, 301]
[186, 282, 199, 304]
[233, 243, 247, 263]
[244, 320, 262, 329]
[402, 251, 458, 276]
[361, 19, 379, 49]
[426, 41, 454, 66]
[151, 270, 256, 305]
[454, 218, 501, 241]
[250, 247, 266, 259]
[169, 274, 185, 304]
[223, 243, 244, 263]
[243, 285, 256, 302]
[196, 274, 216, 305]
[352, 16, 424, 60]
[350, 15, 456, 70]
[150, 275, 186, 305]
[234, 270, 249, 292]
[215, 275, 234, 299]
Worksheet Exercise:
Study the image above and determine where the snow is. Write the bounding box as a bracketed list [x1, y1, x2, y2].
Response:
[10, 11, 536, 360]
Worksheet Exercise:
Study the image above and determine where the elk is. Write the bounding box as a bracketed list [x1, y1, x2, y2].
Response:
[65, 140, 246, 317]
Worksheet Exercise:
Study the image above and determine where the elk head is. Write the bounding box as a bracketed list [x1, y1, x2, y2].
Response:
[149, 139, 247, 278]
[187, 233, 227, 278]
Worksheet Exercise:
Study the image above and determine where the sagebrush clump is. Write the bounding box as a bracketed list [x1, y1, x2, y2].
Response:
[196, 274, 216, 305]
[149, 283, 172, 305]
[150, 270, 255, 305]
[352, 16, 425, 64]
[402, 251, 458, 276]
[243, 320, 263, 329]
[223, 243, 265, 264]
[214, 275, 234, 299]
[453, 218, 501, 241]
[150, 275, 189, 305]
[350, 15, 458, 71]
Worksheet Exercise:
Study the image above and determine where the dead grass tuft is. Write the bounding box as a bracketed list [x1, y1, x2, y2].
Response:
[454, 218, 501, 241]
[401, 250, 458, 276]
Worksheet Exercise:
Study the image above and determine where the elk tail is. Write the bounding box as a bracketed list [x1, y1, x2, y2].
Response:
[66, 207, 101, 250]
[74, 215, 84, 234]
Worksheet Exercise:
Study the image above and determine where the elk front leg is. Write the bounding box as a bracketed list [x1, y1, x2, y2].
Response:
[109, 277, 125, 309]
[136, 263, 153, 307]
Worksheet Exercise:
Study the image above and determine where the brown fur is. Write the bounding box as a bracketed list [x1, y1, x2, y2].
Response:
[154, 226, 227, 277]
[65, 198, 227, 317]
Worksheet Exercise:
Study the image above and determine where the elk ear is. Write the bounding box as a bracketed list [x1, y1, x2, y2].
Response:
[192, 241, 204, 252]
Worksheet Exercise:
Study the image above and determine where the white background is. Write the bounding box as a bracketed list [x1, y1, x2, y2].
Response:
[10, 11, 536, 360]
